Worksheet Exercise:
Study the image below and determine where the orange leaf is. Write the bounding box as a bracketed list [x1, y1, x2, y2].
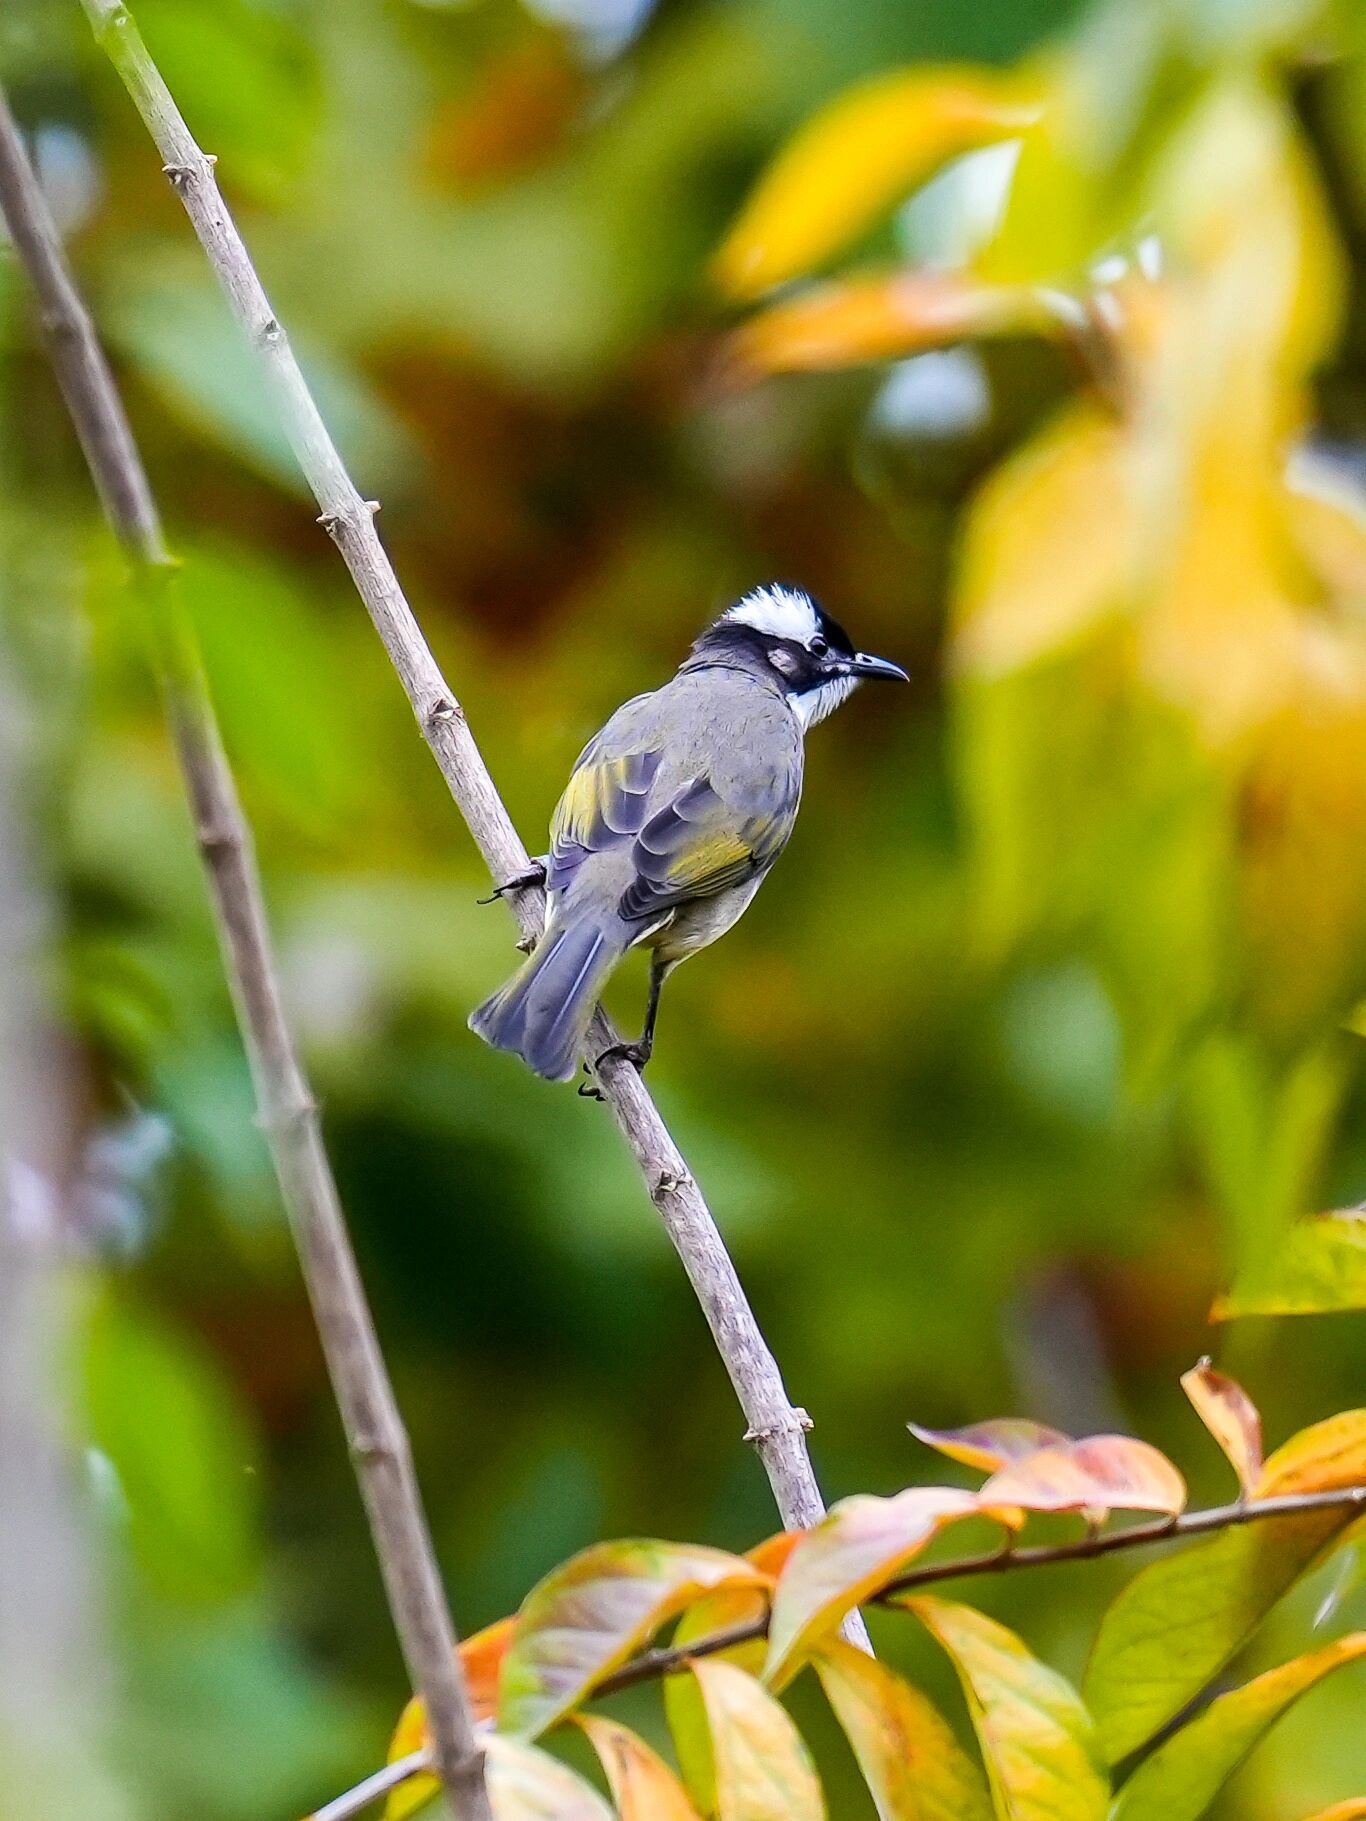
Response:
[497, 1540, 765, 1737]
[764, 1487, 1015, 1683]
[577, 1716, 702, 1820]
[1297, 1804, 1366, 1820]
[1181, 1360, 1263, 1495]
[726, 273, 1047, 376]
[814, 1636, 994, 1820]
[385, 1617, 515, 1820]
[909, 1418, 1071, 1474]
[689, 1656, 825, 1820]
[713, 65, 1041, 298]
[981, 1436, 1187, 1517]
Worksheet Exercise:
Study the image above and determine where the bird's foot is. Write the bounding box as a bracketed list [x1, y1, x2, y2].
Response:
[577, 1062, 604, 1102]
[478, 859, 547, 905]
[595, 1039, 653, 1073]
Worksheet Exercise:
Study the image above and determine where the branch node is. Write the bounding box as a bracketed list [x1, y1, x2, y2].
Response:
[424, 697, 465, 735]
[653, 1168, 691, 1198]
[258, 315, 283, 348]
[195, 822, 239, 857]
[745, 1407, 813, 1445]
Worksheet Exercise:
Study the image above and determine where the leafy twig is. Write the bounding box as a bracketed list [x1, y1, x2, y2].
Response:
[0, 86, 491, 1821]
[78, 0, 839, 1549]
[316, 1482, 1366, 1821]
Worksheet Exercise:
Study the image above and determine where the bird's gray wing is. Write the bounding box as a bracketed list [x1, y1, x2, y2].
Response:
[617, 774, 795, 922]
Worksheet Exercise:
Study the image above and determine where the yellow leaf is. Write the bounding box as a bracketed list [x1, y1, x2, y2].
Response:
[1111, 1634, 1366, 1821]
[951, 407, 1134, 679]
[664, 1533, 793, 1813]
[908, 1418, 1071, 1475]
[689, 1656, 825, 1821]
[496, 1540, 765, 1738]
[1180, 1359, 1263, 1495]
[1296, 1803, 1366, 1820]
[385, 1617, 515, 1821]
[484, 1735, 614, 1820]
[903, 1597, 1109, 1821]
[714, 65, 1042, 298]
[814, 1637, 993, 1821]
[576, 1716, 702, 1820]
[726, 273, 1048, 376]
[1257, 1408, 1366, 1495]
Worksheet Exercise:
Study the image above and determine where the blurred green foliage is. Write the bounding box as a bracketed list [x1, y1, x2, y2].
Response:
[1, 0, 1364, 1815]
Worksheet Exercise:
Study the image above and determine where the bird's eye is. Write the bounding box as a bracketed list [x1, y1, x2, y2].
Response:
[809, 635, 828, 657]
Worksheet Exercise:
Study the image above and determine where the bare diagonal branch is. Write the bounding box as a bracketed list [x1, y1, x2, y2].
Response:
[78, 0, 837, 1546]
[0, 86, 491, 1821]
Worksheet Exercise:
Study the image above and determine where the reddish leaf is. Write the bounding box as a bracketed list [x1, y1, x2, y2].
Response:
[577, 1715, 702, 1820]
[908, 1418, 1071, 1474]
[904, 1596, 1109, 1821]
[765, 1487, 1016, 1683]
[1181, 1359, 1263, 1495]
[814, 1637, 994, 1821]
[689, 1656, 825, 1820]
[498, 1541, 765, 1737]
[981, 1436, 1187, 1517]
[1111, 1633, 1366, 1821]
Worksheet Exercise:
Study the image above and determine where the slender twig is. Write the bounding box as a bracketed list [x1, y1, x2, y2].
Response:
[78, 0, 837, 1549]
[0, 88, 491, 1821]
[316, 1482, 1366, 1821]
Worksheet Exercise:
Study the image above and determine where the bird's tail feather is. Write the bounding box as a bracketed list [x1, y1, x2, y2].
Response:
[469, 911, 626, 1082]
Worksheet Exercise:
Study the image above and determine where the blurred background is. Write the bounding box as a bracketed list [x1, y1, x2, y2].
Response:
[1, 0, 1365, 1814]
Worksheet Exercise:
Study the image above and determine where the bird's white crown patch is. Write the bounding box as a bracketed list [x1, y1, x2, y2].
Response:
[725, 584, 819, 645]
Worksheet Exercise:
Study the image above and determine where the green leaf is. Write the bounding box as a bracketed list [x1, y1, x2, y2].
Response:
[901, 1596, 1109, 1821]
[814, 1637, 994, 1821]
[1111, 1634, 1366, 1821]
[1216, 1211, 1366, 1317]
[1084, 1411, 1366, 1762]
[689, 1656, 825, 1821]
[497, 1540, 764, 1737]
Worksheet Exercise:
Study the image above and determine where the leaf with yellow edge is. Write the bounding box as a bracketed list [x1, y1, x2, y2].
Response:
[814, 1637, 994, 1821]
[980, 1436, 1186, 1517]
[713, 65, 1042, 298]
[385, 1616, 515, 1821]
[484, 1735, 614, 1820]
[726, 273, 1048, 377]
[907, 1418, 1071, 1475]
[764, 1488, 1015, 1685]
[1181, 1365, 1262, 1508]
[901, 1596, 1109, 1821]
[576, 1716, 702, 1820]
[1084, 1410, 1366, 1762]
[1296, 1803, 1366, 1820]
[498, 1540, 765, 1738]
[1215, 1211, 1366, 1318]
[664, 1533, 795, 1813]
[689, 1656, 825, 1821]
[1111, 1633, 1366, 1821]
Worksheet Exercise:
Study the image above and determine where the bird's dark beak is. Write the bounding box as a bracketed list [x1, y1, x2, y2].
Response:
[848, 650, 909, 683]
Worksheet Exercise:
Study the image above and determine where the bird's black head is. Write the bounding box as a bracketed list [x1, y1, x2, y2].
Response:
[692, 584, 908, 728]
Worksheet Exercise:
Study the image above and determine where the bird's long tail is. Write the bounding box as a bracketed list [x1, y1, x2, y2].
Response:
[469, 909, 628, 1082]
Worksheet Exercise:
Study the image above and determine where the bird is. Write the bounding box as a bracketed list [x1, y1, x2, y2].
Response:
[469, 584, 908, 1083]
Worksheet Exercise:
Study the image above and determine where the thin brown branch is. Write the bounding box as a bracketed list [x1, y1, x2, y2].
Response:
[0, 86, 490, 1821]
[79, 0, 838, 1549]
[317, 1480, 1366, 1821]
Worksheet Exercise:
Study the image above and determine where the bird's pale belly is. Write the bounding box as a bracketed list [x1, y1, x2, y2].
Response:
[642, 873, 767, 967]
